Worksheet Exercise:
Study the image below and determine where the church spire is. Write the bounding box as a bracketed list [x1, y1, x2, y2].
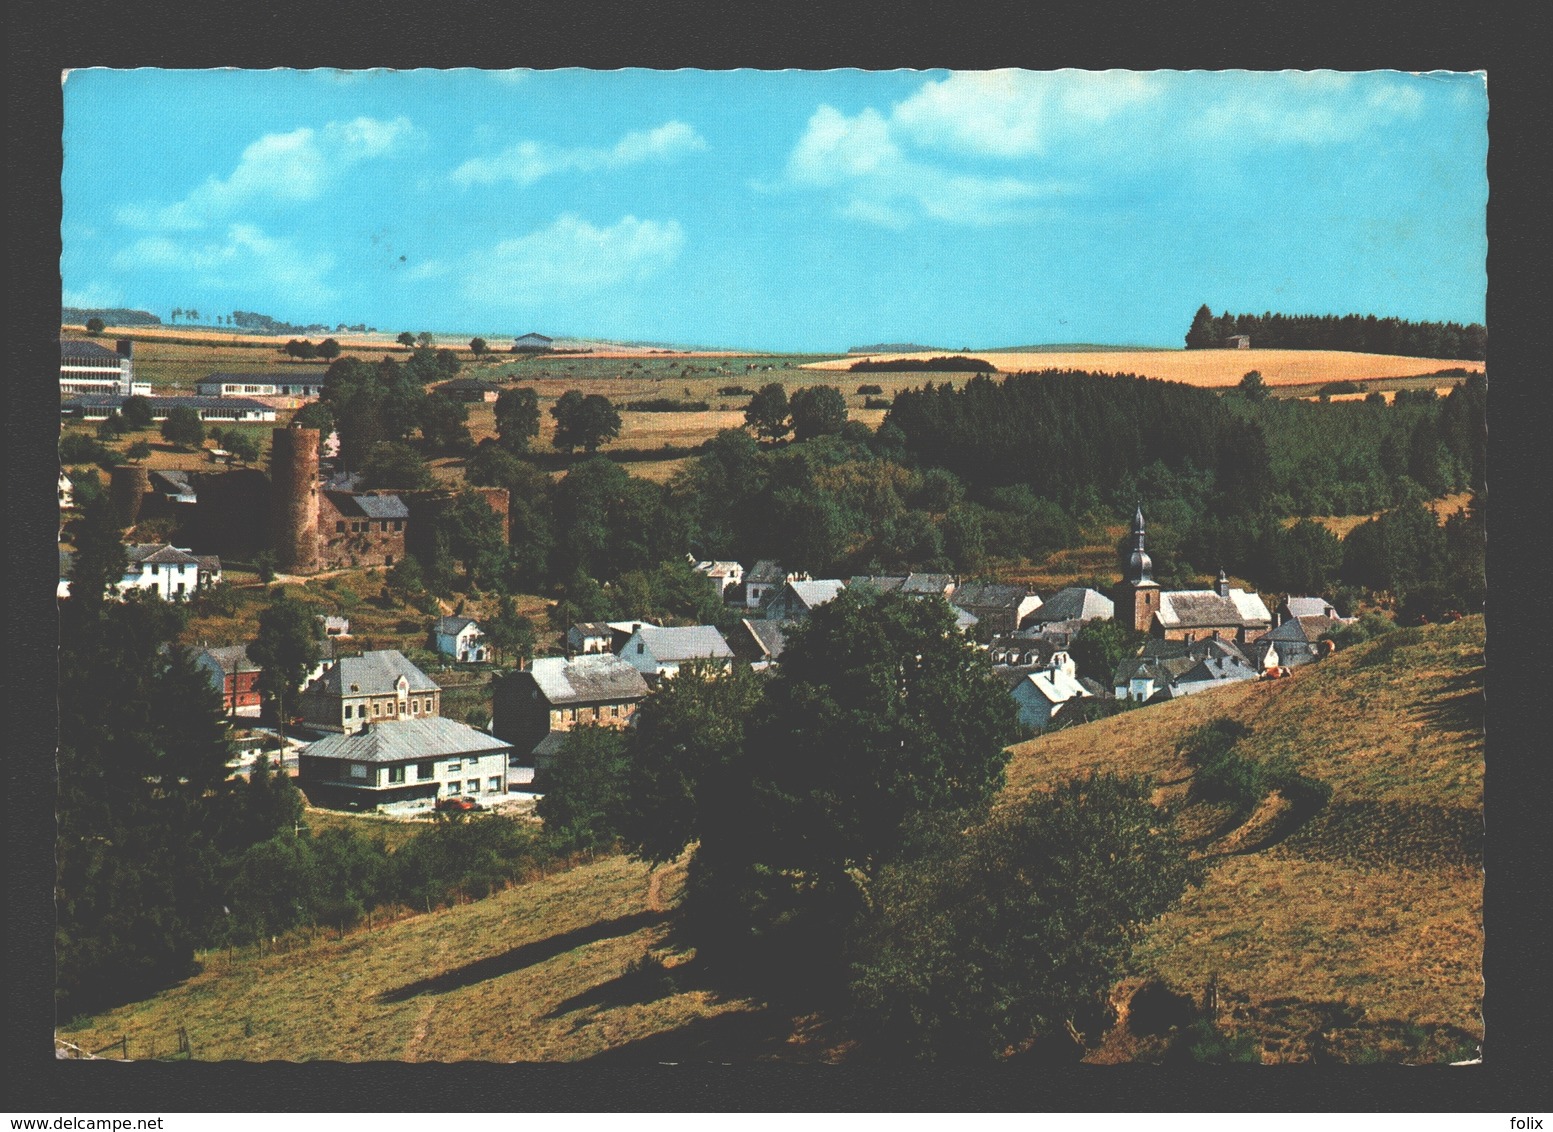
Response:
[1127, 502, 1154, 585]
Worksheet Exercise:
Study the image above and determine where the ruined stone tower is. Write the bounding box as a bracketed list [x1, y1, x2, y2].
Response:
[269, 425, 320, 574]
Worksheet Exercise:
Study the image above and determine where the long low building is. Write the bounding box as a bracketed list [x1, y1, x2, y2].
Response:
[195, 370, 327, 399]
[61, 394, 277, 423]
[299, 717, 513, 814]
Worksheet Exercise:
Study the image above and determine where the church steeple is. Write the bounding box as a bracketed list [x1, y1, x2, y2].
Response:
[1127, 503, 1154, 585]
[1120, 502, 1160, 634]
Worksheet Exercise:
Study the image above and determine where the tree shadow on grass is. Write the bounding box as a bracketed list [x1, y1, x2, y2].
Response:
[580, 1002, 816, 1064]
[375, 909, 667, 1004]
[1416, 666, 1484, 737]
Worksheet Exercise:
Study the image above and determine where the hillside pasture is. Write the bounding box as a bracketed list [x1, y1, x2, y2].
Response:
[804, 349, 1484, 389]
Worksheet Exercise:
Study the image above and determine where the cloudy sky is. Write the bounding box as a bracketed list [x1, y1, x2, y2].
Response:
[61, 68, 1487, 351]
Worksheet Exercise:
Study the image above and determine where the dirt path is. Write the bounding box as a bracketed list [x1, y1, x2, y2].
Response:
[402, 998, 437, 1062]
[646, 865, 668, 913]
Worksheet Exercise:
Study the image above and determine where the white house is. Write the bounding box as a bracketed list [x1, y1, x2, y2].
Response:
[621, 624, 735, 680]
[59, 338, 148, 397]
[1009, 651, 1093, 731]
[117, 544, 204, 600]
[691, 557, 745, 597]
[432, 615, 487, 662]
[744, 560, 807, 610]
[566, 622, 614, 655]
[194, 371, 326, 399]
[761, 579, 846, 621]
[58, 471, 74, 510]
[299, 717, 513, 814]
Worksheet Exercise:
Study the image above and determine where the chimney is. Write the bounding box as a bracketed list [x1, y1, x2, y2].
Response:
[116, 338, 134, 359]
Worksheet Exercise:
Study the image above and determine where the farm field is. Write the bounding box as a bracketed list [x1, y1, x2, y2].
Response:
[58, 617, 1483, 1065]
[804, 348, 1483, 389]
[1291, 490, 1474, 540]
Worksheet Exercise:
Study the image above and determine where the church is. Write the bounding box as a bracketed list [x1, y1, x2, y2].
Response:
[1116, 506, 1272, 643]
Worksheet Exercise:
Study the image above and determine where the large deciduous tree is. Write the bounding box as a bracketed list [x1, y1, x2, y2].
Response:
[552, 390, 622, 454]
[494, 387, 542, 453]
[248, 591, 324, 737]
[789, 384, 848, 441]
[848, 773, 1202, 1061]
[744, 382, 791, 443]
[160, 406, 206, 450]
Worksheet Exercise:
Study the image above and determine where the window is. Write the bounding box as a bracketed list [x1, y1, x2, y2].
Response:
[336, 521, 346, 532]
[349, 763, 368, 779]
[386, 701, 396, 716]
[448, 760, 461, 773]
[410, 700, 419, 715]
[417, 761, 435, 779]
[488, 777, 501, 793]
[637, 641, 645, 654]
[372, 702, 382, 716]
[388, 766, 406, 784]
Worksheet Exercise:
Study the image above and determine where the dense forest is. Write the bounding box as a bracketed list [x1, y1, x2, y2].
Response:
[1185, 304, 1486, 360]
[62, 307, 164, 327]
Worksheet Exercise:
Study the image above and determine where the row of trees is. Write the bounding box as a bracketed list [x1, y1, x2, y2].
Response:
[1185, 304, 1486, 360]
[535, 589, 1202, 1058]
[743, 383, 848, 443]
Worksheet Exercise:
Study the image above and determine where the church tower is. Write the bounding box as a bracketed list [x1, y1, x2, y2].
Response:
[1119, 504, 1161, 634]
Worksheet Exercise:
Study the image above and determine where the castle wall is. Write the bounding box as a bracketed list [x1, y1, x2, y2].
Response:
[269, 427, 320, 574]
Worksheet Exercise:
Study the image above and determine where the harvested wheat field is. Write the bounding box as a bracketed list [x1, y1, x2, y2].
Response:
[804, 349, 1483, 389]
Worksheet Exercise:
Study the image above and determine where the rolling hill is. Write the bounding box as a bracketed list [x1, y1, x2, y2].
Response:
[58, 617, 1483, 1064]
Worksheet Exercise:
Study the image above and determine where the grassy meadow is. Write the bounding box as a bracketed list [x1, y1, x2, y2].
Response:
[59, 616, 1483, 1064]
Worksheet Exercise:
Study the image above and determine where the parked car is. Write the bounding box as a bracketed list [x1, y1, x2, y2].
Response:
[436, 796, 477, 813]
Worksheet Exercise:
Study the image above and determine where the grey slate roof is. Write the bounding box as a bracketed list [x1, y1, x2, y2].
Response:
[60, 338, 126, 361]
[570, 621, 613, 637]
[747, 559, 787, 584]
[1282, 596, 1342, 620]
[1031, 587, 1114, 623]
[848, 575, 907, 593]
[526, 655, 651, 704]
[784, 579, 846, 610]
[324, 470, 365, 492]
[741, 618, 788, 660]
[1113, 655, 1197, 687]
[952, 582, 1033, 610]
[125, 543, 200, 565]
[62, 394, 271, 413]
[1156, 589, 1271, 630]
[304, 717, 511, 764]
[434, 615, 479, 636]
[636, 624, 735, 662]
[309, 650, 440, 697]
[193, 644, 259, 675]
[149, 469, 195, 495]
[902, 573, 956, 595]
[1259, 615, 1345, 644]
[348, 493, 411, 520]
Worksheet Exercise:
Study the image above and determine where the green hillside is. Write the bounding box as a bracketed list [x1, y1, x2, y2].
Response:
[59, 618, 1483, 1064]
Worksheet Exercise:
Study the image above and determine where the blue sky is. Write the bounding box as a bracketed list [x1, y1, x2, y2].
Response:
[61, 68, 1487, 352]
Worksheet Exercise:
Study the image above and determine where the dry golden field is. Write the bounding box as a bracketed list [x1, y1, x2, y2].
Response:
[1291, 490, 1474, 540]
[805, 348, 1483, 389]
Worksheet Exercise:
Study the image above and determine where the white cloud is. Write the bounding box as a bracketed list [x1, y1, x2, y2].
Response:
[404, 259, 452, 281]
[114, 223, 336, 302]
[782, 103, 1059, 227]
[118, 117, 414, 231]
[461, 214, 684, 304]
[1187, 71, 1428, 146]
[891, 69, 1160, 158]
[451, 120, 706, 187]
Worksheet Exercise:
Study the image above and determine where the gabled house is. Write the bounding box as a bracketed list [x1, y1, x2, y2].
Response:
[1152, 575, 1273, 643]
[491, 654, 651, 770]
[1112, 655, 1198, 703]
[847, 574, 958, 599]
[188, 644, 264, 717]
[745, 560, 806, 609]
[621, 624, 735, 680]
[691, 558, 745, 597]
[1006, 651, 1094, 731]
[1276, 596, 1351, 625]
[1171, 651, 1260, 696]
[299, 718, 512, 814]
[300, 649, 442, 735]
[762, 579, 846, 622]
[731, 618, 788, 667]
[950, 583, 1043, 635]
[567, 622, 614, 655]
[118, 543, 203, 600]
[148, 469, 198, 506]
[512, 332, 554, 351]
[607, 620, 658, 652]
[432, 615, 487, 662]
[1252, 615, 1344, 670]
[320, 614, 351, 638]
